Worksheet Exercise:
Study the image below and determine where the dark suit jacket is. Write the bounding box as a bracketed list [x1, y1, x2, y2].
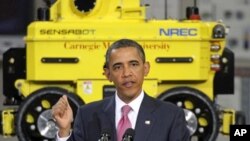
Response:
[67, 94, 190, 141]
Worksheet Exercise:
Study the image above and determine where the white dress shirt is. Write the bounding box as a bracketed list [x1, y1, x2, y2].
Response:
[56, 91, 144, 141]
[115, 90, 144, 129]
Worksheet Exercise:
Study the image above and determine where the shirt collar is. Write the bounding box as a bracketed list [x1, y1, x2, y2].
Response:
[115, 90, 144, 113]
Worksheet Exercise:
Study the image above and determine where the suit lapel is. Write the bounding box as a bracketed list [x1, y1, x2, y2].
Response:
[98, 94, 157, 141]
[134, 94, 157, 141]
[101, 96, 117, 141]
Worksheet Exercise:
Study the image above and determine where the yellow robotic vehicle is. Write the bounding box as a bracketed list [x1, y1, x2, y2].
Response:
[0, 0, 244, 140]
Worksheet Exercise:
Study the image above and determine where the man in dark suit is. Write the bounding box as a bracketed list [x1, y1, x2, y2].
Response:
[52, 39, 190, 141]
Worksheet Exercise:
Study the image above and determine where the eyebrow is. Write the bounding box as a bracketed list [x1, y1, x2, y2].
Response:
[112, 62, 123, 68]
[112, 60, 140, 68]
[129, 60, 140, 64]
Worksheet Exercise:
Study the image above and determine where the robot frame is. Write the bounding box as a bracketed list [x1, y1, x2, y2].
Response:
[0, 0, 245, 140]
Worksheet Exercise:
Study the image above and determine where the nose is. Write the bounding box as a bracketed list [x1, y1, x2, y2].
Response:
[122, 66, 132, 77]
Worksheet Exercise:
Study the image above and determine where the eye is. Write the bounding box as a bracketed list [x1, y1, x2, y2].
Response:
[131, 62, 139, 67]
[113, 65, 122, 70]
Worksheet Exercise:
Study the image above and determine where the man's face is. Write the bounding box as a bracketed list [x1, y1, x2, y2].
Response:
[105, 47, 150, 103]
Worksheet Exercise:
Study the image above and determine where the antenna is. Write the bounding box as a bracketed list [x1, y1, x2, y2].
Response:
[194, 0, 197, 7]
[186, 0, 200, 20]
[164, 0, 168, 19]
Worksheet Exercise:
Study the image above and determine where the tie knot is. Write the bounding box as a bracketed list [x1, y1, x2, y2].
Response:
[121, 105, 131, 116]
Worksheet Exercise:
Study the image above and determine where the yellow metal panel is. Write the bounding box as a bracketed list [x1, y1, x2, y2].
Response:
[14, 79, 75, 97]
[2, 109, 15, 136]
[26, 20, 222, 81]
[220, 110, 235, 135]
[76, 79, 157, 104]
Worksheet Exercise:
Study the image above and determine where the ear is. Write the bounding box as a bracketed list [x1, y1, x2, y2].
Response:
[104, 68, 112, 82]
[144, 61, 150, 76]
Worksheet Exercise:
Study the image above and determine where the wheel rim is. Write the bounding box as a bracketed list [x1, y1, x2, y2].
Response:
[16, 87, 84, 141]
[159, 87, 219, 141]
[37, 110, 58, 138]
[184, 109, 198, 135]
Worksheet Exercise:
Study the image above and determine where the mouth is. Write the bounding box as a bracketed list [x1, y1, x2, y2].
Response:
[122, 81, 134, 88]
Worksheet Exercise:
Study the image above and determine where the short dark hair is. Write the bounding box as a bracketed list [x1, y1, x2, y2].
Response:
[105, 39, 145, 68]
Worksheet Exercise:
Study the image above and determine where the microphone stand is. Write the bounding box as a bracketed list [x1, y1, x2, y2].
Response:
[99, 133, 110, 141]
[122, 135, 133, 141]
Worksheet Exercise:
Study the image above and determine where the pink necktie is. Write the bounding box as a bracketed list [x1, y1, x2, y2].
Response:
[117, 105, 132, 141]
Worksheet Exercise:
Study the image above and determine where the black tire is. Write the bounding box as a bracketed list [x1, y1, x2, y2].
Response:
[158, 87, 220, 141]
[16, 87, 84, 141]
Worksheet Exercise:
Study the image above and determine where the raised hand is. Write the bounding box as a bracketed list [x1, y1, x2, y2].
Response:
[52, 95, 73, 137]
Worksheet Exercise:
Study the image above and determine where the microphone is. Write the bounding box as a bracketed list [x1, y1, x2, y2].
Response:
[122, 128, 135, 141]
[99, 128, 111, 141]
